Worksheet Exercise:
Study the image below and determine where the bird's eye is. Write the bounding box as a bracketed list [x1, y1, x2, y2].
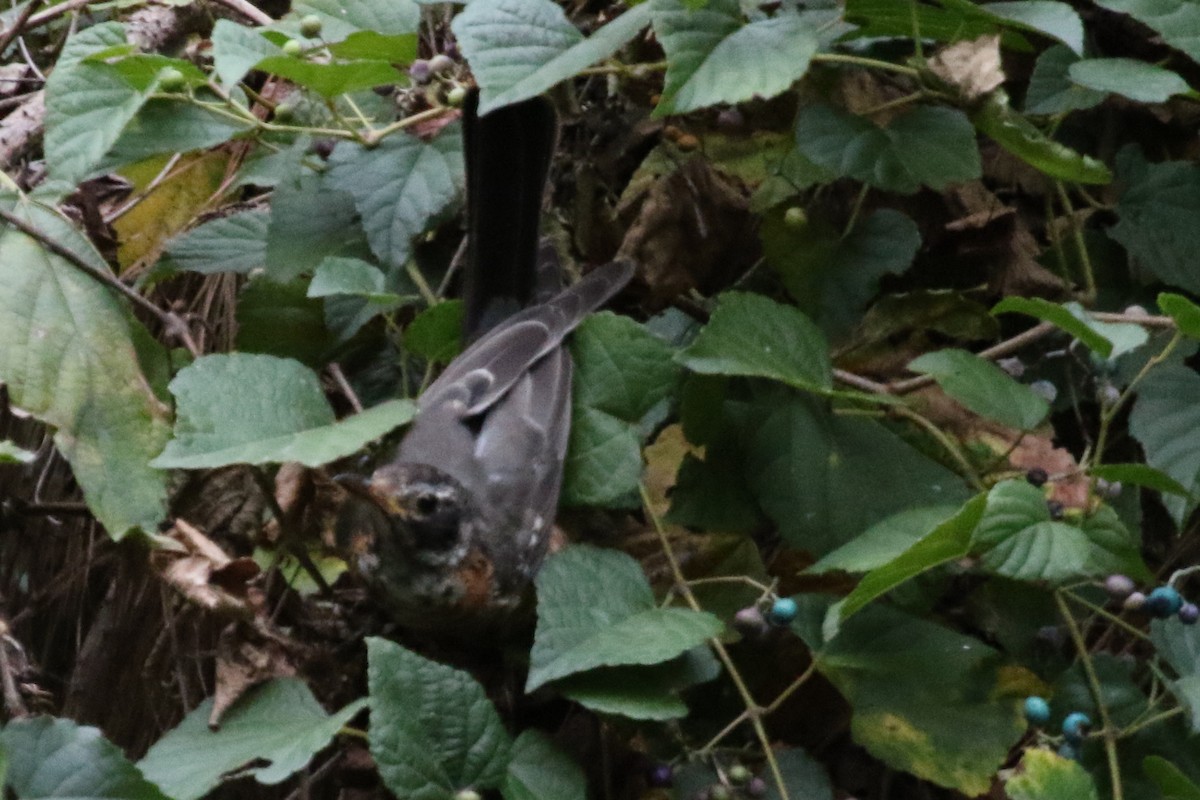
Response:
[414, 493, 438, 516]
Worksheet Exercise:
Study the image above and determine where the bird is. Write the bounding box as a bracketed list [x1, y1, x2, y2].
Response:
[335, 90, 633, 633]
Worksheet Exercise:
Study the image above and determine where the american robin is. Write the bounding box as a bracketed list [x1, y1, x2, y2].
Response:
[335, 92, 633, 632]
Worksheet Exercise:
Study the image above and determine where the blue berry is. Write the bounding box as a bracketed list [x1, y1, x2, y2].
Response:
[1057, 741, 1081, 761]
[647, 764, 673, 788]
[1180, 603, 1200, 625]
[767, 597, 798, 627]
[1062, 711, 1091, 742]
[1023, 696, 1051, 726]
[1146, 586, 1184, 619]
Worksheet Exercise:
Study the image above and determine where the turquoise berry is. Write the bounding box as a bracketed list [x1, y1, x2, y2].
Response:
[1062, 711, 1091, 743]
[1146, 586, 1184, 619]
[767, 597, 798, 627]
[1023, 696, 1051, 726]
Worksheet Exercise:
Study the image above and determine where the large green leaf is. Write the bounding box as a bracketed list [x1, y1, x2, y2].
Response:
[1005, 748, 1100, 800]
[151, 353, 414, 468]
[1089, 463, 1192, 498]
[1160, 292, 1200, 339]
[970, 480, 1148, 583]
[745, 397, 970, 555]
[800, 604, 1025, 796]
[45, 24, 148, 184]
[166, 208, 269, 275]
[326, 127, 464, 270]
[1025, 45, 1105, 114]
[762, 748, 834, 800]
[835, 494, 986, 622]
[983, 1, 1084, 54]
[1093, 0, 1200, 65]
[652, 0, 819, 116]
[553, 647, 720, 721]
[1145, 756, 1200, 800]
[761, 208, 920, 340]
[908, 348, 1049, 429]
[992, 297, 1149, 358]
[1152, 618, 1200, 732]
[1069, 57, 1193, 103]
[794, 102, 980, 194]
[211, 19, 282, 88]
[0, 190, 169, 538]
[1110, 147, 1200, 295]
[502, 730, 586, 800]
[677, 292, 831, 392]
[970, 94, 1112, 184]
[2, 717, 167, 800]
[99, 100, 253, 170]
[236, 278, 338, 366]
[1130, 365, 1200, 525]
[254, 56, 404, 99]
[809, 505, 962, 574]
[367, 638, 511, 800]
[266, 169, 364, 282]
[283, 0, 419, 41]
[527, 545, 723, 691]
[454, 0, 651, 114]
[563, 312, 679, 506]
[138, 679, 365, 800]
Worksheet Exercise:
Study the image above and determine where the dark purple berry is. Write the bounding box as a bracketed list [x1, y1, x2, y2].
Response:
[647, 764, 673, 788]
[746, 776, 768, 797]
[1104, 574, 1135, 601]
[1047, 500, 1064, 520]
[408, 59, 432, 84]
[1026, 468, 1048, 487]
[1180, 603, 1200, 625]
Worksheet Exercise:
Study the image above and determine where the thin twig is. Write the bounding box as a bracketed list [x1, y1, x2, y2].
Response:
[209, 0, 272, 26]
[0, 205, 201, 356]
[0, 0, 44, 56]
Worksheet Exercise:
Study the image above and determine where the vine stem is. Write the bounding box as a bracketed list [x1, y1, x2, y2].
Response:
[811, 52, 921, 76]
[1061, 591, 1152, 643]
[639, 485, 790, 800]
[890, 405, 986, 492]
[1088, 331, 1182, 472]
[1055, 591, 1123, 800]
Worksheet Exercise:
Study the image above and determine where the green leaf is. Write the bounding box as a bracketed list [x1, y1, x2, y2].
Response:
[454, 0, 651, 114]
[166, 208, 268, 275]
[527, 545, 723, 691]
[970, 95, 1112, 184]
[678, 292, 831, 392]
[326, 31, 418, 62]
[563, 313, 679, 507]
[1069, 57, 1192, 103]
[211, 19, 282, 87]
[845, 0, 1031, 49]
[367, 638, 511, 799]
[2, 717, 167, 800]
[254, 56, 404, 99]
[503, 730, 586, 800]
[762, 208, 920, 340]
[555, 642, 720, 721]
[970, 480, 1148, 583]
[745, 397, 970, 555]
[1111, 147, 1200, 295]
[236, 278, 338, 366]
[0, 191, 169, 538]
[308, 257, 398, 300]
[1151, 619, 1200, 732]
[100, 100, 253, 169]
[284, 0, 419, 41]
[151, 353, 414, 468]
[802, 604, 1025, 797]
[992, 297, 1150, 358]
[326, 127, 464, 270]
[1089, 463, 1192, 498]
[266, 168, 365, 282]
[1025, 45, 1105, 114]
[809, 505, 962, 574]
[1130, 365, 1200, 525]
[1160, 292, 1200, 338]
[908, 348, 1049, 429]
[1144, 755, 1200, 800]
[1005, 748, 1100, 800]
[0, 440, 36, 464]
[795, 102, 980, 194]
[1093, 0, 1200, 65]
[138, 679, 365, 800]
[763, 748, 834, 800]
[652, 0, 819, 116]
[836, 494, 987, 621]
[404, 301, 464, 365]
[45, 24, 149, 184]
[984, 2, 1084, 55]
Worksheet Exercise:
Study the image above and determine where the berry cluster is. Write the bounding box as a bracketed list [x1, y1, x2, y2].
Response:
[651, 763, 769, 799]
[1105, 574, 1198, 624]
[732, 597, 798, 638]
[1023, 696, 1091, 760]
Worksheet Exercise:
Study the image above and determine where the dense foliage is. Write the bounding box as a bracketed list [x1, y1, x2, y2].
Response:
[3, 0, 1200, 799]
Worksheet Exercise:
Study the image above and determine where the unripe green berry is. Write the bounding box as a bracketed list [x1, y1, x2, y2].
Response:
[273, 102, 295, 122]
[728, 764, 751, 785]
[446, 84, 467, 107]
[783, 206, 807, 228]
[710, 785, 732, 800]
[282, 39, 303, 56]
[453, 790, 481, 800]
[299, 14, 323, 38]
[158, 67, 186, 91]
